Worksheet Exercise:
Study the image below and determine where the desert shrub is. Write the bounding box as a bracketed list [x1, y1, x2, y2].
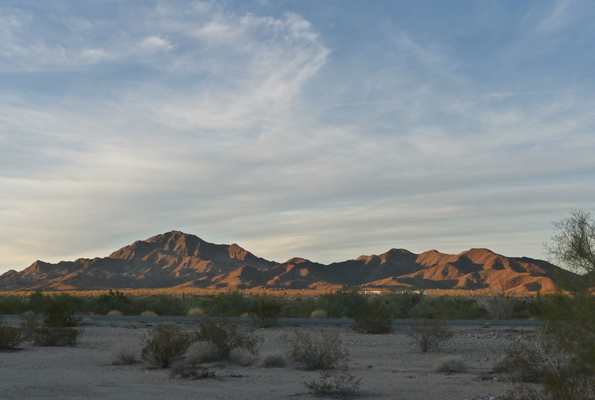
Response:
[262, 352, 286, 368]
[201, 291, 250, 317]
[186, 341, 220, 364]
[43, 294, 80, 327]
[432, 355, 468, 373]
[412, 296, 486, 320]
[315, 287, 367, 318]
[191, 318, 260, 360]
[109, 341, 137, 365]
[410, 319, 453, 352]
[305, 367, 362, 397]
[141, 324, 191, 368]
[187, 307, 204, 317]
[0, 317, 23, 350]
[32, 327, 83, 346]
[107, 310, 123, 317]
[284, 330, 349, 370]
[0, 295, 26, 315]
[352, 301, 393, 334]
[247, 295, 284, 328]
[169, 360, 215, 380]
[229, 347, 256, 366]
[78, 317, 94, 326]
[20, 311, 42, 341]
[86, 290, 131, 315]
[286, 297, 317, 318]
[379, 291, 424, 319]
[310, 309, 328, 319]
[140, 310, 158, 317]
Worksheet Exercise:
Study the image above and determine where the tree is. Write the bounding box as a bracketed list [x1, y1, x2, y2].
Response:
[545, 209, 595, 290]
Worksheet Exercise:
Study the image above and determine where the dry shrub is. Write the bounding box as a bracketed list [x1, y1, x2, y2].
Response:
[191, 318, 260, 361]
[262, 352, 286, 368]
[141, 324, 190, 368]
[140, 311, 158, 317]
[169, 360, 215, 380]
[229, 347, 255, 366]
[0, 317, 23, 350]
[410, 319, 453, 352]
[187, 307, 204, 317]
[310, 309, 328, 319]
[109, 341, 137, 365]
[20, 312, 41, 341]
[78, 318, 94, 326]
[432, 355, 468, 373]
[33, 327, 83, 346]
[186, 341, 220, 364]
[107, 310, 123, 317]
[305, 367, 362, 397]
[284, 330, 349, 370]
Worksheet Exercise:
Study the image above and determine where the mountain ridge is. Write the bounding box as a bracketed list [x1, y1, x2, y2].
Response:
[0, 231, 573, 292]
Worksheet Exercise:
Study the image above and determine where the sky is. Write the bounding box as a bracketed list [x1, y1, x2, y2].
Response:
[1, 0, 595, 273]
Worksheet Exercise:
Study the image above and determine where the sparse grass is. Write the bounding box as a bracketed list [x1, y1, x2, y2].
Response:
[140, 311, 158, 317]
[141, 324, 190, 368]
[410, 319, 453, 352]
[305, 367, 362, 397]
[261, 352, 286, 368]
[432, 355, 468, 373]
[284, 330, 349, 370]
[310, 309, 328, 319]
[187, 307, 204, 317]
[109, 341, 137, 365]
[0, 317, 23, 350]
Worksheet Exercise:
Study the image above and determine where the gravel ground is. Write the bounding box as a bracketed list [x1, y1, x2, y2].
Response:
[0, 319, 539, 400]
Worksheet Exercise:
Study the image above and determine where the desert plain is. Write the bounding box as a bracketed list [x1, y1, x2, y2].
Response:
[0, 316, 540, 400]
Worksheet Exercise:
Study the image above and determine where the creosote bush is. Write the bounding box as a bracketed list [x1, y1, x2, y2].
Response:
[191, 318, 260, 361]
[305, 367, 362, 397]
[109, 341, 137, 365]
[20, 312, 41, 341]
[0, 317, 23, 350]
[410, 319, 453, 352]
[432, 355, 468, 373]
[352, 301, 393, 334]
[33, 327, 83, 346]
[141, 324, 190, 368]
[247, 295, 284, 328]
[284, 330, 349, 370]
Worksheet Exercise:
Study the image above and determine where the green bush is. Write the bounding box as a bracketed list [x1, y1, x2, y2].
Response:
[19, 312, 41, 341]
[0, 317, 23, 350]
[286, 297, 317, 318]
[352, 301, 393, 334]
[32, 327, 83, 346]
[284, 330, 349, 370]
[130, 295, 186, 316]
[141, 324, 191, 368]
[191, 318, 260, 360]
[315, 287, 367, 318]
[247, 295, 284, 328]
[379, 291, 423, 318]
[86, 290, 131, 315]
[43, 294, 80, 327]
[200, 291, 250, 317]
[0, 295, 26, 315]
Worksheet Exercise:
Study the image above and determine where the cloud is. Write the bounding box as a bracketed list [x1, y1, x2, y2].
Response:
[140, 36, 172, 51]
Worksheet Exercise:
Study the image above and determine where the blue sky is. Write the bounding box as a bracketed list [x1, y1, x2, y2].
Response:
[1, 0, 594, 273]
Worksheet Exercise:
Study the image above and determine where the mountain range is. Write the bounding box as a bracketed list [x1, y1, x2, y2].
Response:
[0, 231, 572, 292]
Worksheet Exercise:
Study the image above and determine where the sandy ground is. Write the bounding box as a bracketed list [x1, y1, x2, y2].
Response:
[0, 318, 538, 400]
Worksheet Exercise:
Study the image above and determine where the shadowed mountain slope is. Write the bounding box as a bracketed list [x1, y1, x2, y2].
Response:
[0, 232, 573, 292]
